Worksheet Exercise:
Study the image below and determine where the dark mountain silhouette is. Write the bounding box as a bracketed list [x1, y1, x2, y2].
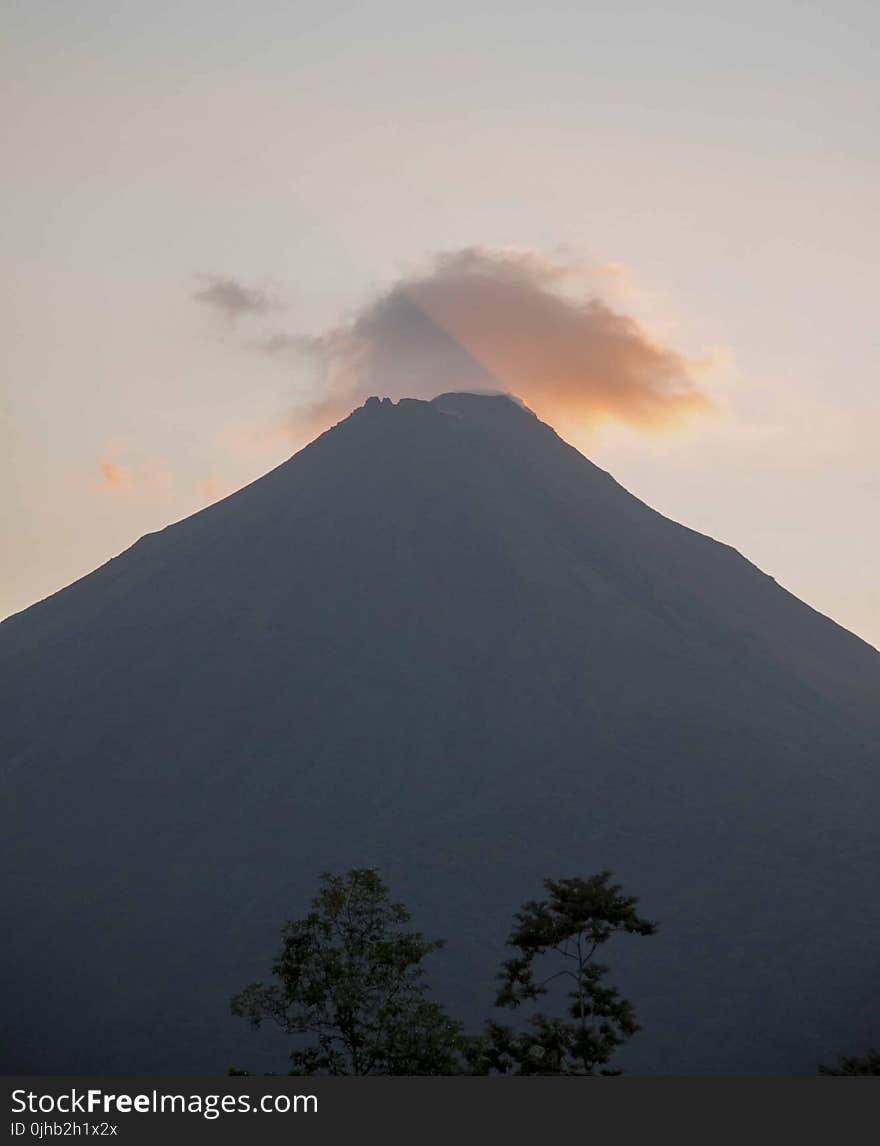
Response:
[1, 392, 878, 1074]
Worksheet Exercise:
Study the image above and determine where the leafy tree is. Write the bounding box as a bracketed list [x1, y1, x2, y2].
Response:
[476, 872, 657, 1075]
[818, 1049, 880, 1075]
[231, 868, 466, 1075]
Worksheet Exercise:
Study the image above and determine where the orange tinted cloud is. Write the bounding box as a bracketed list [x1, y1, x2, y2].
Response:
[412, 250, 713, 429]
[283, 247, 713, 435]
[98, 455, 172, 497]
[99, 460, 133, 491]
[197, 475, 236, 504]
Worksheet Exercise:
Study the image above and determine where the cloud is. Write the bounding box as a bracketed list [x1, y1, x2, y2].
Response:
[98, 455, 173, 497]
[192, 274, 277, 322]
[252, 331, 307, 356]
[100, 460, 132, 491]
[282, 248, 713, 436]
[197, 475, 236, 504]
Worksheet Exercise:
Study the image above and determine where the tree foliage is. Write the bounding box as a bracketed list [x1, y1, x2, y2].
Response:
[818, 1049, 880, 1075]
[231, 868, 465, 1075]
[476, 872, 657, 1075]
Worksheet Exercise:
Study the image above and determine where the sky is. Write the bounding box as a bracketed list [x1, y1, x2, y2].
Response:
[2, 0, 878, 646]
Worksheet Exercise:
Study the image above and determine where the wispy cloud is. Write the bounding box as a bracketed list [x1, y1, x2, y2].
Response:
[192, 274, 278, 322]
[265, 247, 714, 435]
[252, 331, 306, 356]
[97, 454, 173, 497]
[99, 460, 132, 491]
[197, 475, 236, 504]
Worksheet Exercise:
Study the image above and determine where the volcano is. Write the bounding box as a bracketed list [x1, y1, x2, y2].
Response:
[2, 392, 878, 1074]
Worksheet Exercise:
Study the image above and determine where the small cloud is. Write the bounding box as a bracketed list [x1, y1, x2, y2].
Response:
[282, 247, 714, 437]
[100, 460, 132, 491]
[191, 274, 278, 322]
[252, 331, 307, 357]
[197, 475, 236, 504]
[97, 453, 173, 498]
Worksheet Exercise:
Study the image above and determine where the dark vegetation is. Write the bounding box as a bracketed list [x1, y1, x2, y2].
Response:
[478, 872, 656, 1075]
[231, 869, 465, 1076]
[818, 1051, 880, 1076]
[2, 394, 879, 1075]
[232, 868, 875, 1077]
[230, 866, 657, 1075]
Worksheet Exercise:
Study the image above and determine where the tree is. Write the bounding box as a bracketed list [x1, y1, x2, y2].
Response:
[818, 1050, 880, 1075]
[476, 872, 657, 1075]
[231, 868, 466, 1075]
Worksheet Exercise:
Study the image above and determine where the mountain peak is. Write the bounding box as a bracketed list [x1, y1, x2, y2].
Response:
[343, 391, 538, 442]
[351, 390, 531, 420]
[431, 389, 530, 412]
[1, 387, 878, 1077]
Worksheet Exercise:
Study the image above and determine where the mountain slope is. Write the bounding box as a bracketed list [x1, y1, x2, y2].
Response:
[1, 393, 878, 1074]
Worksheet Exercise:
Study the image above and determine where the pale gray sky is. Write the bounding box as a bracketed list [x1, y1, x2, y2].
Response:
[2, 1, 878, 644]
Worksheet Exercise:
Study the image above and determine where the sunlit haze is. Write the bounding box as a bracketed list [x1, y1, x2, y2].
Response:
[2, 1, 877, 646]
